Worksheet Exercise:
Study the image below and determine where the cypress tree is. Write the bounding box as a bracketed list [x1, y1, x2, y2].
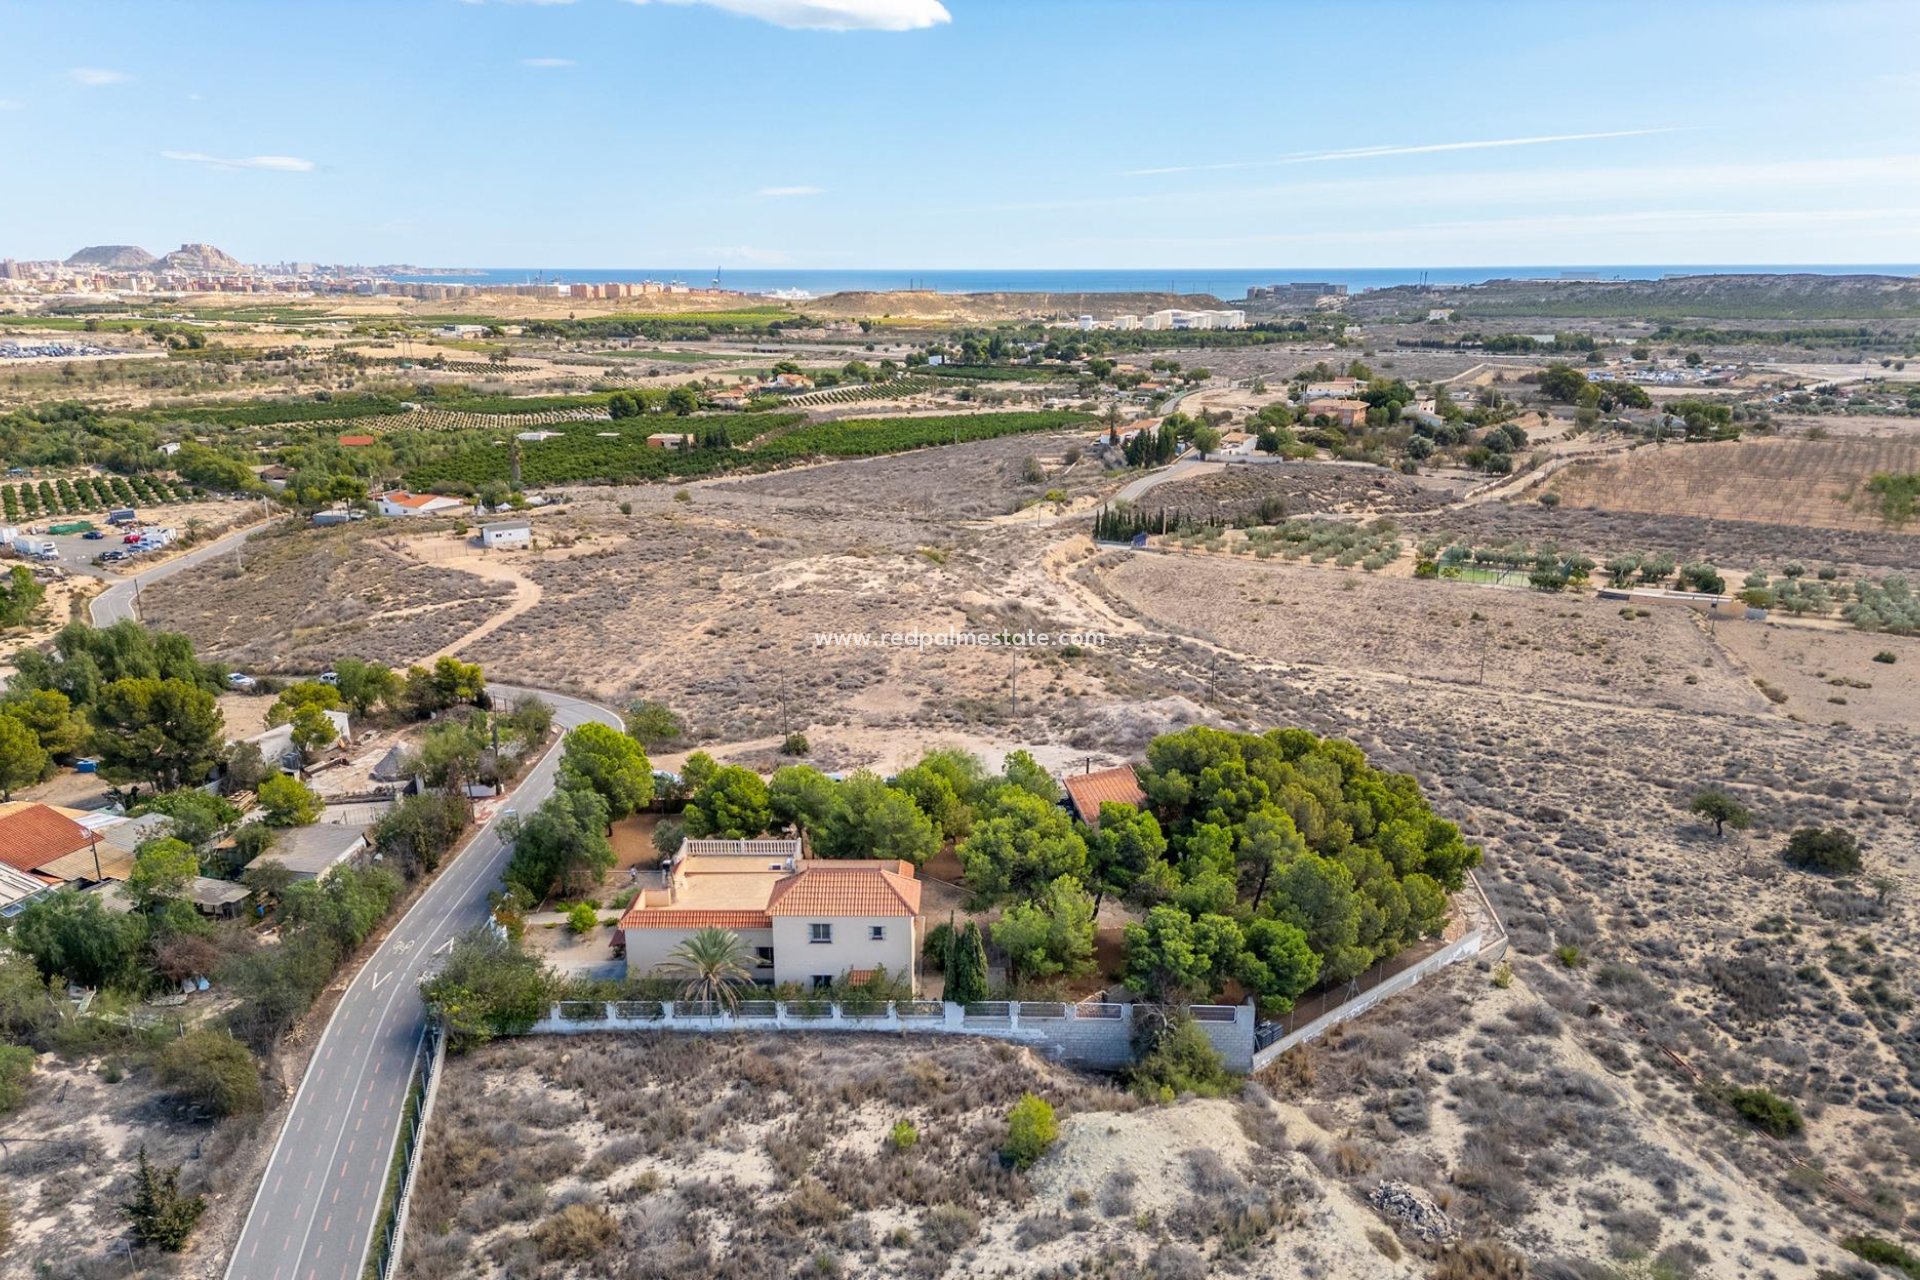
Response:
[944, 921, 989, 1006]
[122, 1146, 206, 1252]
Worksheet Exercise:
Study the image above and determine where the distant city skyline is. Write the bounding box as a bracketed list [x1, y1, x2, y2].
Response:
[1, 0, 1917, 268]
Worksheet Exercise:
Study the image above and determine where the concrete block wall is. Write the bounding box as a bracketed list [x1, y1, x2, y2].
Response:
[523, 999, 1257, 1071]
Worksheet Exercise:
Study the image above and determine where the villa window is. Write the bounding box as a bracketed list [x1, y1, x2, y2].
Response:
[811, 975, 833, 991]
[869, 925, 886, 942]
[809, 923, 832, 944]
[754, 947, 774, 968]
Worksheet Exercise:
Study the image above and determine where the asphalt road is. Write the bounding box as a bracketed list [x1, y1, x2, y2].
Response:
[88, 521, 272, 627]
[225, 686, 620, 1280]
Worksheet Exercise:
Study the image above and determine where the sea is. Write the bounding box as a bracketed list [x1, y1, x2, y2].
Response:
[389, 265, 1920, 300]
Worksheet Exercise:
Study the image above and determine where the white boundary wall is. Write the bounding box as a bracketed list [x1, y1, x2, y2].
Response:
[1249, 928, 1486, 1072]
[526, 998, 1258, 1072]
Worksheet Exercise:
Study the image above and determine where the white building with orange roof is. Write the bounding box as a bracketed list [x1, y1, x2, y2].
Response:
[374, 490, 469, 518]
[618, 837, 924, 992]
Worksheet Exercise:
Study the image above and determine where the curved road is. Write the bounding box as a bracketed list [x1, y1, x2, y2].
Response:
[226, 686, 621, 1280]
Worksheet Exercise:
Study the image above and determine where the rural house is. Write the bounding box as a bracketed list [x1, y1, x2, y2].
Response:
[1060, 765, 1146, 827]
[242, 822, 370, 882]
[618, 838, 924, 991]
[1305, 398, 1371, 428]
[480, 519, 531, 550]
[0, 801, 126, 889]
[374, 490, 468, 518]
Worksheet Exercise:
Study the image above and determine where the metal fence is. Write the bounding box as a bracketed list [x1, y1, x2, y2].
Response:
[365, 1022, 444, 1280]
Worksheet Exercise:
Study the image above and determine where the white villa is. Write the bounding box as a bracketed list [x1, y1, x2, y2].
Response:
[618, 838, 924, 992]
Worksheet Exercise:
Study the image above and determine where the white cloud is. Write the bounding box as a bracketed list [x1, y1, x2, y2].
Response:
[520, 56, 577, 67]
[1125, 128, 1681, 177]
[162, 151, 316, 173]
[630, 0, 950, 31]
[757, 185, 822, 197]
[68, 67, 130, 87]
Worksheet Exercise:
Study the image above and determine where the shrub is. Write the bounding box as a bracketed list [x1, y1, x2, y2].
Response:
[532, 1201, 618, 1261]
[1125, 1018, 1233, 1102]
[780, 732, 810, 757]
[1490, 961, 1513, 990]
[888, 1119, 919, 1150]
[0, 1044, 32, 1113]
[156, 1029, 264, 1116]
[1783, 825, 1862, 874]
[1554, 944, 1586, 969]
[566, 902, 599, 935]
[1873, 650, 1897, 664]
[1725, 1085, 1803, 1137]
[1841, 1235, 1920, 1279]
[921, 1203, 980, 1250]
[1003, 1093, 1058, 1169]
[121, 1147, 206, 1251]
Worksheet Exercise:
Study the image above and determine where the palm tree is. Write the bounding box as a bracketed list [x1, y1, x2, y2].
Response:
[665, 927, 754, 1010]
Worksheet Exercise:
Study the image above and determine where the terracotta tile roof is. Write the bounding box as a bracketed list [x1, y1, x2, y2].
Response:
[0, 803, 97, 874]
[766, 862, 921, 918]
[1061, 766, 1146, 824]
[337, 434, 376, 447]
[618, 908, 772, 931]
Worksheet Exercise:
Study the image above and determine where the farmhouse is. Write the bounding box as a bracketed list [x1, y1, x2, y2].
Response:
[618, 838, 924, 991]
[0, 801, 127, 888]
[337, 434, 376, 448]
[242, 822, 369, 882]
[246, 710, 351, 771]
[646, 432, 696, 450]
[762, 372, 815, 393]
[480, 519, 531, 550]
[1306, 398, 1371, 428]
[1303, 377, 1363, 398]
[374, 490, 467, 518]
[1060, 765, 1146, 827]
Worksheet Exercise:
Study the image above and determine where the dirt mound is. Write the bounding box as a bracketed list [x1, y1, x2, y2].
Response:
[1069, 695, 1231, 752]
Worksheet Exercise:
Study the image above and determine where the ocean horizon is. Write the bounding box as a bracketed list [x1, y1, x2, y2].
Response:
[390, 264, 1920, 299]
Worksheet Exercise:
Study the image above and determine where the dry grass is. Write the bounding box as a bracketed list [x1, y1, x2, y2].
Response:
[1549, 436, 1920, 533]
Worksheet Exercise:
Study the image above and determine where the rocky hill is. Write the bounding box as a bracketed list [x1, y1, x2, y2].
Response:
[64, 244, 157, 269]
[157, 242, 245, 273]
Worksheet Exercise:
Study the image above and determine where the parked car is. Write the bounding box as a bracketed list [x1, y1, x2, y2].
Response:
[122, 533, 143, 544]
[227, 672, 257, 690]
[82, 530, 105, 540]
[318, 670, 339, 685]
[97, 550, 127, 563]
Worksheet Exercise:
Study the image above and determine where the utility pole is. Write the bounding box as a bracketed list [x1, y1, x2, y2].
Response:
[1009, 648, 1018, 719]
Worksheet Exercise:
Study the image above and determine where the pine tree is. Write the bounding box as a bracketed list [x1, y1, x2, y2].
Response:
[944, 921, 989, 1006]
[121, 1146, 206, 1252]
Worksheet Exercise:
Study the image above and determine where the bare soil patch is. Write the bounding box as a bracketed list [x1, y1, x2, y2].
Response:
[1548, 436, 1920, 533]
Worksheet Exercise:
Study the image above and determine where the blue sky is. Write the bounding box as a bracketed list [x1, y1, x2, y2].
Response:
[2, 0, 1917, 268]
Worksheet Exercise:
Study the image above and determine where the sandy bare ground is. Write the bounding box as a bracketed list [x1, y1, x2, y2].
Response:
[121, 402, 1920, 1276]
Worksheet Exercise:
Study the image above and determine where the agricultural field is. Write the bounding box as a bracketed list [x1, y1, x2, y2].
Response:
[403, 410, 1091, 491]
[1547, 436, 1920, 533]
[786, 375, 942, 407]
[0, 473, 198, 523]
[1138, 461, 1453, 524]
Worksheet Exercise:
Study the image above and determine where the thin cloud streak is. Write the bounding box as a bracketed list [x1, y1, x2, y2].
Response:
[520, 56, 577, 67]
[67, 67, 130, 86]
[1124, 128, 1683, 177]
[757, 185, 823, 197]
[628, 0, 950, 31]
[162, 150, 316, 173]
